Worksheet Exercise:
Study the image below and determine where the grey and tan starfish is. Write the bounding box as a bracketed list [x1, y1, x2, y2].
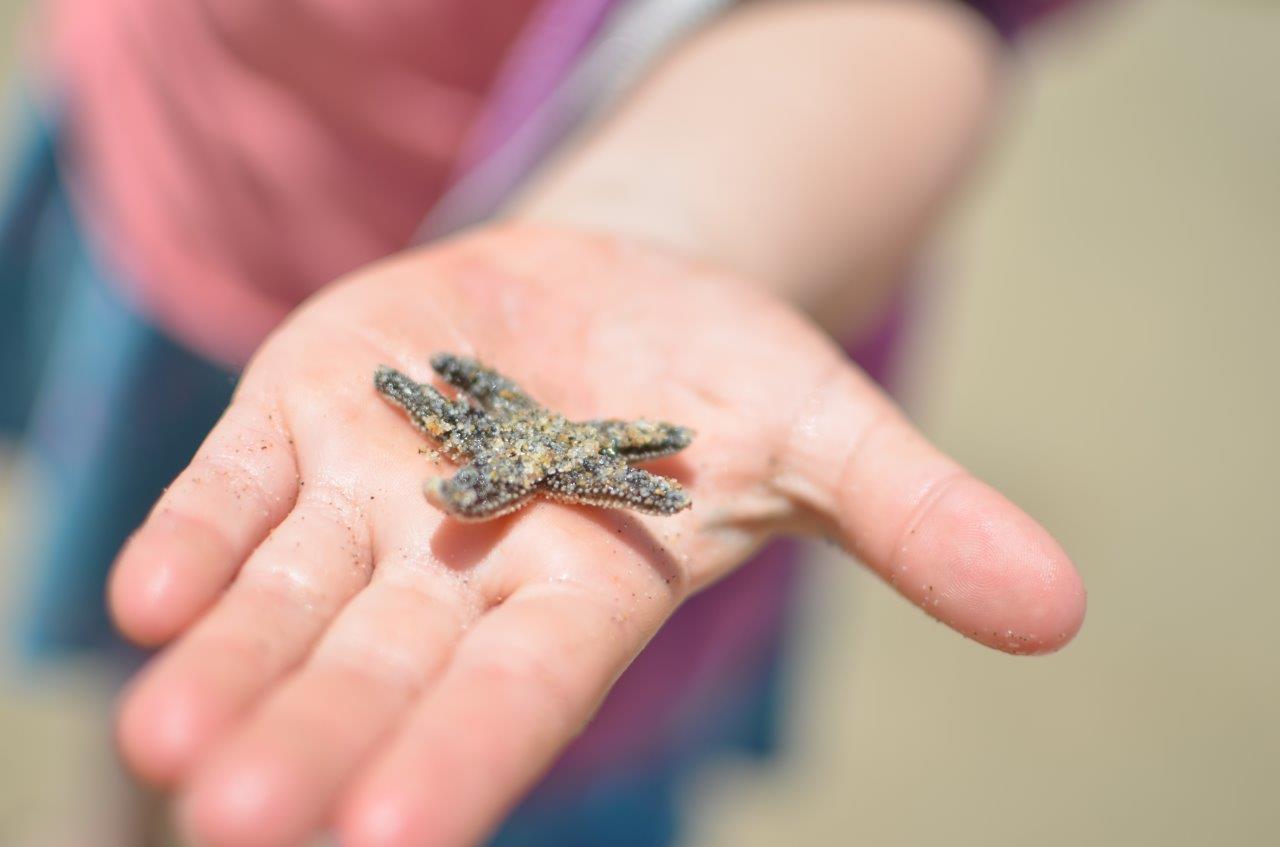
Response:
[374, 354, 694, 520]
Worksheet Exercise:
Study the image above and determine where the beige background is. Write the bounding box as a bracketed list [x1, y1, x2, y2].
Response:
[2, 1, 1277, 845]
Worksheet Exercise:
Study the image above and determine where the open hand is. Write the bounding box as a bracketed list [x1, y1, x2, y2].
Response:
[110, 225, 1085, 847]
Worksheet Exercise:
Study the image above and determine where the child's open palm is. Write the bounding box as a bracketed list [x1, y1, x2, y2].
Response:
[111, 225, 1085, 847]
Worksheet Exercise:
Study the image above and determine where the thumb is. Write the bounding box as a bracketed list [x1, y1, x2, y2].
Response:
[777, 359, 1086, 654]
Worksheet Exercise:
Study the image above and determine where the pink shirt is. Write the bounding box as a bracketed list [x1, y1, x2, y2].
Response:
[45, 0, 544, 365]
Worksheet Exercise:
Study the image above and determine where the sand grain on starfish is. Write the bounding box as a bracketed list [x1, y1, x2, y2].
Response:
[374, 354, 693, 520]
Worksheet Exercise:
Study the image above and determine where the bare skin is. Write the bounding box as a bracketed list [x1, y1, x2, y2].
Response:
[105, 4, 1085, 847]
[110, 225, 1084, 847]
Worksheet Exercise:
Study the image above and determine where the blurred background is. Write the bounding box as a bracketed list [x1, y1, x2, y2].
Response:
[1, 0, 1277, 845]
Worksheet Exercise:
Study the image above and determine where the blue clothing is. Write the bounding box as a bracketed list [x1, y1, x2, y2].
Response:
[2, 107, 235, 658]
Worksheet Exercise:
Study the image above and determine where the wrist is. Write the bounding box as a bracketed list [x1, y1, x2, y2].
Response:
[503, 166, 721, 280]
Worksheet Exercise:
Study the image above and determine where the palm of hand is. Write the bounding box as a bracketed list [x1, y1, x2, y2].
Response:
[111, 226, 1085, 847]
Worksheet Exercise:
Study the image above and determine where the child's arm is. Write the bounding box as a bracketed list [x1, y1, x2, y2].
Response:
[513, 0, 1002, 336]
[109, 5, 1082, 847]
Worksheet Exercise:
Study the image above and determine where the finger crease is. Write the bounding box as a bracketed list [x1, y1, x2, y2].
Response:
[778, 358, 854, 500]
[882, 470, 969, 580]
[828, 406, 898, 546]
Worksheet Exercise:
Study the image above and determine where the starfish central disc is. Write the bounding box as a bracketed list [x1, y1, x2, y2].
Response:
[374, 354, 694, 520]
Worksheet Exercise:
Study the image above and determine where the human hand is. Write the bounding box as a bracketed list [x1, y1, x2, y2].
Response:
[110, 225, 1085, 847]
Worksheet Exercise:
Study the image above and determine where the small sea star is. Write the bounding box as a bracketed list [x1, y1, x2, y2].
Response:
[374, 354, 694, 520]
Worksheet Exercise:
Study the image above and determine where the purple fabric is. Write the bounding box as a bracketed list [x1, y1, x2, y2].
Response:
[418, 0, 626, 238]
[968, 0, 1084, 38]
[459, 0, 622, 169]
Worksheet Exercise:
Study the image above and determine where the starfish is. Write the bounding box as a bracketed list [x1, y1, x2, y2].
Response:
[374, 354, 694, 520]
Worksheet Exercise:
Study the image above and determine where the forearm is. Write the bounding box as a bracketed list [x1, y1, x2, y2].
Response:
[509, 0, 1004, 335]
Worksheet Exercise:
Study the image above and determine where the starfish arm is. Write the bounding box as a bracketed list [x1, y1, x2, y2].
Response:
[425, 458, 538, 520]
[545, 460, 690, 515]
[430, 353, 536, 413]
[585, 419, 694, 460]
[374, 366, 473, 446]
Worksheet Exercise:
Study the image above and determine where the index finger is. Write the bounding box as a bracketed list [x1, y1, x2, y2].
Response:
[109, 397, 299, 646]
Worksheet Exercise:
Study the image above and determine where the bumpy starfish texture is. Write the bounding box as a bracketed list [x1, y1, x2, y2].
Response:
[374, 354, 694, 520]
